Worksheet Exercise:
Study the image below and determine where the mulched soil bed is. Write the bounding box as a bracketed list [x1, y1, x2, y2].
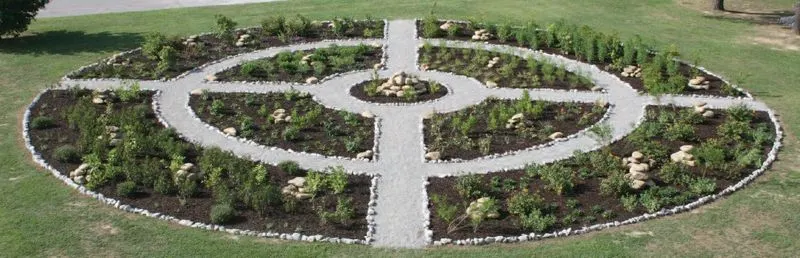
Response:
[416, 21, 745, 97]
[189, 92, 375, 158]
[424, 100, 607, 160]
[69, 20, 385, 80]
[349, 79, 449, 103]
[28, 90, 371, 239]
[420, 46, 595, 91]
[427, 106, 774, 240]
[215, 45, 383, 83]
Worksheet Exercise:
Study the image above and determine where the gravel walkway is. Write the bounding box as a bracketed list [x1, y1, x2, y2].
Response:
[58, 20, 773, 248]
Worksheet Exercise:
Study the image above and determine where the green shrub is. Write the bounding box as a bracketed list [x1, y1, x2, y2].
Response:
[142, 32, 169, 60]
[327, 166, 348, 194]
[30, 116, 55, 129]
[53, 145, 81, 163]
[664, 122, 695, 141]
[305, 171, 326, 196]
[507, 191, 544, 216]
[599, 171, 631, 197]
[621, 194, 638, 212]
[178, 180, 199, 200]
[431, 194, 459, 224]
[727, 104, 753, 122]
[496, 24, 513, 42]
[210, 99, 225, 115]
[282, 125, 300, 141]
[658, 163, 690, 184]
[116, 181, 137, 197]
[319, 197, 355, 225]
[156, 46, 178, 74]
[638, 190, 661, 213]
[422, 16, 442, 38]
[261, 16, 286, 36]
[538, 164, 575, 195]
[455, 174, 485, 199]
[210, 202, 236, 224]
[519, 209, 556, 232]
[693, 139, 727, 170]
[278, 160, 302, 176]
[344, 136, 363, 153]
[717, 120, 750, 142]
[689, 177, 717, 196]
[214, 14, 237, 39]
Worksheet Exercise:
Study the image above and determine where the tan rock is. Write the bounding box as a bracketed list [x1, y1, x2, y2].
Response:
[361, 111, 375, 118]
[305, 77, 319, 84]
[549, 132, 565, 140]
[425, 151, 441, 161]
[357, 150, 373, 159]
[288, 177, 306, 187]
[222, 127, 237, 136]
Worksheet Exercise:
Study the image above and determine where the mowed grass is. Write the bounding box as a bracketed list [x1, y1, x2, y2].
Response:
[1, 0, 800, 256]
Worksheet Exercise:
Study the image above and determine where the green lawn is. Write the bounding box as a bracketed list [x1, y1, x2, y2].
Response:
[2, 0, 800, 256]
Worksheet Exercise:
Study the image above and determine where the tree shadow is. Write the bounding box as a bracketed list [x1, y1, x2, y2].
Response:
[703, 9, 795, 25]
[0, 30, 143, 56]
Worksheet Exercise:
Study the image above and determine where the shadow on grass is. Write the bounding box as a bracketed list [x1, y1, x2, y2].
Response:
[0, 30, 142, 56]
[703, 10, 795, 25]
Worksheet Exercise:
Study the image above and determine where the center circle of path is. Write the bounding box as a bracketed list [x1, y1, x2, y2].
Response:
[51, 20, 779, 249]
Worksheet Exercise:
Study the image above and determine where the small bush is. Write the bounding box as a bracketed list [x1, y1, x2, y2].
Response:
[431, 194, 459, 224]
[507, 191, 544, 216]
[319, 197, 355, 225]
[727, 104, 753, 122]
[326, 166, 348, 194]
[156, 46, 178, 74]
[282, 125, 301, 141]
[422, 16, 442, 38]
[30, 116, 55, 129]
[142, 32, 169, 60]
[621, 195, 638, 212]
[261, 16, 286, 36]
[689, 177, 717, 196]
[305, 171, 326, 196]
[664, 122, 695, 141]
[210, 202, 236, 224]
[278, 160, 302, 176]
[53, 145, 81, 163]
[519, 209, 556, 232]
[214, 14, 237, 39]
[116, 181, 137, 197]
[455, 174, 485, 199]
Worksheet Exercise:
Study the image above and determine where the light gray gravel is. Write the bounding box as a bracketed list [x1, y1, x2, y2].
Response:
[57, 19, 776, 248]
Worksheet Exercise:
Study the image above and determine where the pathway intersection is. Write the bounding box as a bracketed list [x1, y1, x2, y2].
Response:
[59, 20, 772, 248]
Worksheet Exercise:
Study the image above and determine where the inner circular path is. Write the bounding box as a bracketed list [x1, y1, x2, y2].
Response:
[57, 20, 773, 248]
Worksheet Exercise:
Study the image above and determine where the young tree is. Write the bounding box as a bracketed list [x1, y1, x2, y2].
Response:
[712, 0, 725, 11]
[0, 0, 50, 37]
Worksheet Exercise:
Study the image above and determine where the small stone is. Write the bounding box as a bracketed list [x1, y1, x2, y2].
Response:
[357, 150, 373, 159]
[485, 81, 498, 88]
[288, 177, 306, 187]
[180, 163, 194, 171]
[548, 132, 564, 140]
[510, 113, 524, 121]
[694, 106, 706, 114]
[439, 21, 453, 30]
[294, 193, 313, 200]
[630, 180, 646, 190]
[190, 89, 204, 95]
[396, 91, 405, 97]
[92, 97, 105, 104]
[425, 151, 441, 161]
[305, 77, 319, 84]
[206, 75, 217, 82]
[361, 111, 375, 118]
[389, 86, 401, 91]
[631, 151, 644, 160]
[693, 101, 707, 107]
[74, 176, 86, 185]
[281, 185, 297, 195]
[420, 64, 430, 71]
[702, 110, 715, 118]
[591, 86, 603, 91]
[235, 41, 245, 47]
[680, 145, 694, 152]
[629, 163, 650, 173]
[689, 76, 706, 86]
[222, 127, 237, 136]
[373, 63, 383, 70]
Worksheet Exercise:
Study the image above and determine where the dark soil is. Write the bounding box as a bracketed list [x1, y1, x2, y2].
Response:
[70, 20, 385, 80]
[427, 106, 774, 240]
[420, 47, 594, 91]
[215, 46, 383, 83]
[416, 21, 746, 97]
[189, 92, 375, 158]
[424, 100, 607, 160]
[28, 90, 372, 239]
[349, 79, 449, 103]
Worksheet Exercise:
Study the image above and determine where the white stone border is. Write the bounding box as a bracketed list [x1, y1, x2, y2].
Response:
[22, 89, 380, 245]
[431, 105, 783, 246]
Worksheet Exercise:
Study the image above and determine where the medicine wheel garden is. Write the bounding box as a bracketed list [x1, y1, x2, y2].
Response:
[22, 15, 783, 249]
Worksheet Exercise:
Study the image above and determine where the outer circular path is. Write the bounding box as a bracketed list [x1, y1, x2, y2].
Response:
[57, 20, 774, 248]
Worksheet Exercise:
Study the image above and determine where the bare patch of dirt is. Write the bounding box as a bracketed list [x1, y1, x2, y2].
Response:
[90, 222, 120, 236]
[741, 26, 800, 51]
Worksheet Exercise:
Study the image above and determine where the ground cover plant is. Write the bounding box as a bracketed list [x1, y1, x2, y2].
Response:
[424, 91, 607, 160]
[349, 72, 449, 103]
[417, 18, 745, 97]
[189, 91, 375, 158]
[215, 44, 382, 83]
[419, 43, 595, 90]
[68, 16, 384, 80]
[427, 105, 775, 240]
[27, 88, 372, 238]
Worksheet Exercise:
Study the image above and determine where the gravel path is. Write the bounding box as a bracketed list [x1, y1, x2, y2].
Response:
[57, 19, 772, 248]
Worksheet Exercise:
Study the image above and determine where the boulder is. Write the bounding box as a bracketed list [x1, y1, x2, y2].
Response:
[680, 145, 694, 152]
[357, 150, 374, 159]
[373, 63, 383, 70]
[92, 97, 105, 104]
[631, 151, 644, 160]
[630, 180, 647, 190]
[425, 151, 441, 161]
[223, 127, 237, 136]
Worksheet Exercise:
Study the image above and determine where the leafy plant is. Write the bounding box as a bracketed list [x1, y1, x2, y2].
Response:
[422, 16, 442, 38]
[116, 181, 137, 197]
[455, 174, 485, 199]
[53, 145, 81, 163]
[214, 14, 238, 40]
[210, 202, 235, 224]
[281, 125, 300, 141]
[261, 16, 286, 36]
[30, 116, 55, 129]
[469, 197, 499, 233]
[304, 171, 326, 196]
[319, 197, 355, 225]
[689, 177, 717, 196]
[142, 32, 169, 60]
[327, 166, 348, 194]
[507, 191, 544, 216]
[278, 160, 302, 176]
[621, 194, 638, 212]
[519, 209, 556, 232]
[431, 194, 459, 224]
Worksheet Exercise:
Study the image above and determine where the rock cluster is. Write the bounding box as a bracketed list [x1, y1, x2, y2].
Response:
[271, 109, 292, 123]
[466, 197, 500, 220]
[282, 177, 313, 200]
[69, 163, 91, 185]
[471, 29, 493, 41]
[375, 72, 428, 98]
[92, 90, 111, 104]
[623, 151, 656, 190]
[621, 65, 642, 78]
[235, 33, 252, 47]
[174, 163, 202, 182]
[670, 145, 696, 167]
[692, 101, 715, 118]
[182, 35, 199, 47]
[102, 125, 123, 147]
[106, 53, 131, 66]
[425, 151, 441, 161]
[486, 57, 501, 68]
[688, 76, 710, 90]
[505, 113, 525, 129]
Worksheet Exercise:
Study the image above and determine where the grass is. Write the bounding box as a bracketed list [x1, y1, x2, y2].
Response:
[1, 0, 799, 256]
